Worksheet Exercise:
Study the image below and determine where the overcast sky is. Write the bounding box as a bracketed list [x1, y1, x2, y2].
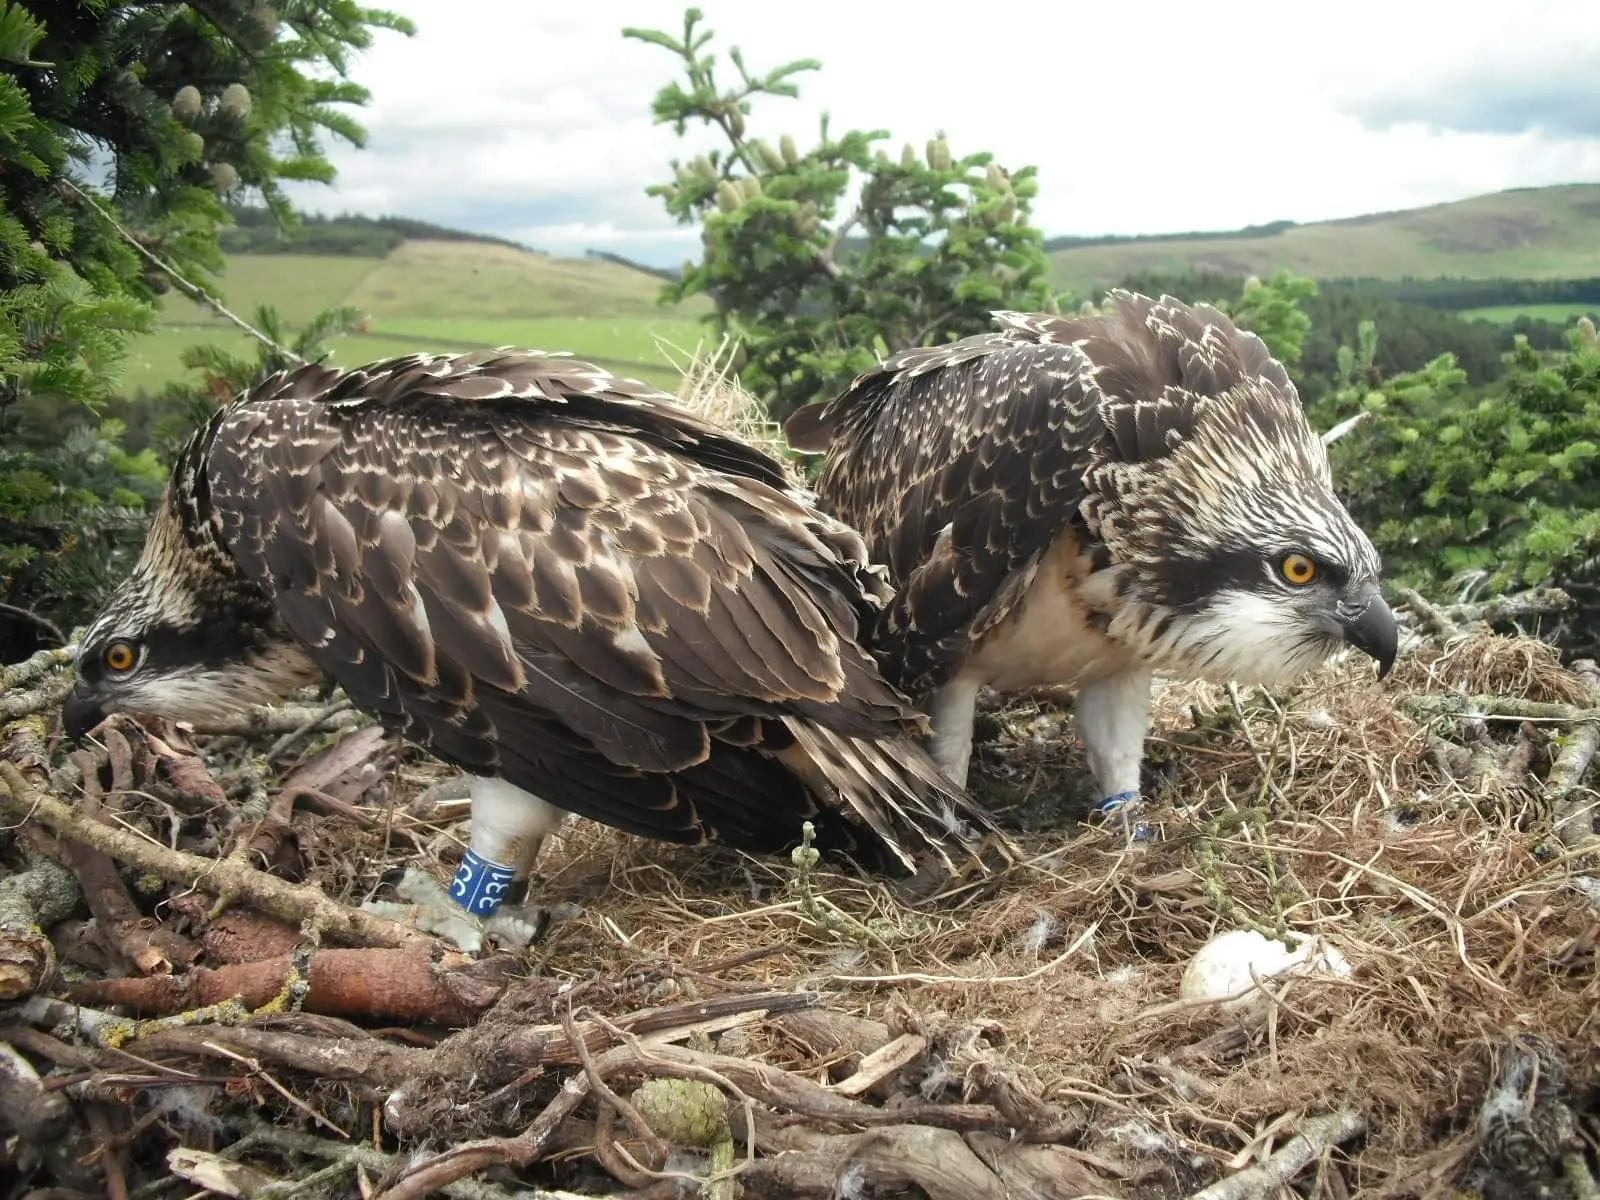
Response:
[282, 1, 1600, 267]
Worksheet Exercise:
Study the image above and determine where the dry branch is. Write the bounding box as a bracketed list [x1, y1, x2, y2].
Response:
[67, 944, 513, 1026]
[0, 1038, 73, 1140]
[1549, 722, 1600, 849]
[0, 852, 78, 999]
[0, 761, 431, 950]
[1399, 587, 1574, 641]
[1186, 1110, 1367, 1199]
[62, 747, 199, 976]
[0, 646, 75, 721]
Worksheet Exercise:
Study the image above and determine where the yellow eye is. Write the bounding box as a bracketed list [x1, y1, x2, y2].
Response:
[103, 640, 138, 673]
[1280, 553, 1317, 586]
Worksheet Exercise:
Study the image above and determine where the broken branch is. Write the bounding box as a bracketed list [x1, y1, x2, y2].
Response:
[0, 761, 431, 950]
[1186, 1110, 1367, 1199]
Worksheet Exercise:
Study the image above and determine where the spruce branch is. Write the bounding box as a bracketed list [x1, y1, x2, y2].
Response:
[57, 177, 306, 367]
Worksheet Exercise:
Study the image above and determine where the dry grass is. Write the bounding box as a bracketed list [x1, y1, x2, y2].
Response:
[316, 632, 1598, 1197]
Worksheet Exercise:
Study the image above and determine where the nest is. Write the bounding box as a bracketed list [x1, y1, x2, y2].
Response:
[1, 363, 1597, 1199]
[1, 626, 1596, 1199]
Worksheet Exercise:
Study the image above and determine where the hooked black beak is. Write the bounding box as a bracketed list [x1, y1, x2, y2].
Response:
[61, 686, 107, 743]
[1338, 593, 1398, 680]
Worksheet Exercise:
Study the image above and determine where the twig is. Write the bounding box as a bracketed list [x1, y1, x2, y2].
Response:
[0, 1039, 74, 1142]
[84, 1103, 131, 1200]
[0, 853, 79, 1000]
[57, 177, 306, 365]
[0, 761, 432, 950]
[64, 747, 200, 976]
[265, 698, 355, 764]
[1185, 1110, 1367, 1199]
[0, 657, 75, 719]
[1548, 721, 1600, 850]
[66, 943, 507, 1027]
[1399, 587, 1464, 642]
[373, 1071, 595, 1200]
[1442, 587, 1574, 627]
[0, 601, 64, 647]
[561, 994, 669, 1175]
[0, 644, 75, 691]
[831, 920, 1097, 986]
[221, 1121, 514, 1200]
[1403, 693, 1600, 727]
[185, 705, 366, 737]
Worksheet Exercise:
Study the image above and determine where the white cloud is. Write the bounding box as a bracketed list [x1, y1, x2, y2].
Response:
[283, 0, 1600, 265]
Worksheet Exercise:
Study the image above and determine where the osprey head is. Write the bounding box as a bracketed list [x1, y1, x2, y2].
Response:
[1089, 378, 1397, 686]
[62, 504, 319, 742]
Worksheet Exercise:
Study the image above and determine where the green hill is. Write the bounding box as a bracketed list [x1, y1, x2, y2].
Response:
[130, 239, 713, 396]
[127, 185, 1600, 397]
[1048, 183, 1600, 297]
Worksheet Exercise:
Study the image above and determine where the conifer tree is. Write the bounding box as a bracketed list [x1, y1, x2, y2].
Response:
[627, 8, 1061, 420]
[0, 1, 409, 644]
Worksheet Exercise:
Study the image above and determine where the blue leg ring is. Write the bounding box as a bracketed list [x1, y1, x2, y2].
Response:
[1095, 790, 1154, 842]
[451, 850, 517, 917]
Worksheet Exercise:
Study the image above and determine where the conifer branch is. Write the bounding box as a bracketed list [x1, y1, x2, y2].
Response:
[58, 177, 306, 366]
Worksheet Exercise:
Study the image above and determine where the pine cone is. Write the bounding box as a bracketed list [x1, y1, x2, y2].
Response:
[220, 83, 252, 121]
[629, 1079, 728, 1148]
[173, 86, 202, 122]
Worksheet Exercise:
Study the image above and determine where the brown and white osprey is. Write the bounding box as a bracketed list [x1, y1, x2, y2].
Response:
[62, 350, 1005, 948]
[784, 290, 1397, 838]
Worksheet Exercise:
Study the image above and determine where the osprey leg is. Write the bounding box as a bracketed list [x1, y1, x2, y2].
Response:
[926, 673, 984, 788]
[1076, 667, 1154, 841]
[452, 777, 571, 918]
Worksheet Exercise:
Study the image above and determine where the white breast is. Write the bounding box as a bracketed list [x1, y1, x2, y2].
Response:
[964, 531, 1137, 692]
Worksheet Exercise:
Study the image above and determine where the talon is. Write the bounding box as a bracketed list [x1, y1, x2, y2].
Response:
[361, 867, 553, 954]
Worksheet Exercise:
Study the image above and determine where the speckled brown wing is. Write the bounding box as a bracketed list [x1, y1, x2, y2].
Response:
[786, 317, 1108, 698]
[784, 291, 1303, 697]
[200, 350, 982, 867]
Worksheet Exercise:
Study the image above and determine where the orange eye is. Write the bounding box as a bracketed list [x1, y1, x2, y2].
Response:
[1280, 553, 1317, 586]
[103, 641, 138, 673]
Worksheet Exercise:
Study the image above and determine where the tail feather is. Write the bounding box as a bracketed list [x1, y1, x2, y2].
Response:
[779, 719, 1015, 875]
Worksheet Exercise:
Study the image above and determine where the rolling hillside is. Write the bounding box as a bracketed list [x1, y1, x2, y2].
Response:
[126, 183, 1600, 396]
[1048, 183, 1600, 297]
[129, 239, 713, 395]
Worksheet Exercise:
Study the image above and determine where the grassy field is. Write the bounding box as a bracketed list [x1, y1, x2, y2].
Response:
[1457, 302, 1600, 324]
[134, 240, 713, 395]
[129, 181, 1600, 397]
[1049, 183, 1600, 296]
[157, 255, 383, 328]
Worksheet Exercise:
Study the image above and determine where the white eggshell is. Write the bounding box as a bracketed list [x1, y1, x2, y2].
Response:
[1180, 929, 1351, 1013]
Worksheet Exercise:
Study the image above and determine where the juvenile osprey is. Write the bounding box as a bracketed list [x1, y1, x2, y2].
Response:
[784, 290, 1397, 837]
[62, 350, 1004, 947]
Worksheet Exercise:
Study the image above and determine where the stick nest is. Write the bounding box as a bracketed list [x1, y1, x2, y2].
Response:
[1, 365, 1596, 1199]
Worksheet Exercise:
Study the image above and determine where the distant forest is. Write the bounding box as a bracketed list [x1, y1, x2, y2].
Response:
[218, 205, 534, 257]
[1042, 220, 1299, 252]
[1323, 276, 1600, 310]
[1113, 271, 1597, 403]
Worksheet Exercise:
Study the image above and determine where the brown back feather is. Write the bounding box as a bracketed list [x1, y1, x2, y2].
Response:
[203, 349, 1000, 871]
[784, 290, 1303, 696]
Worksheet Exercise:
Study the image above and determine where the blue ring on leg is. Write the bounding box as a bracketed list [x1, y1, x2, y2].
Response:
[1094, 789, 1154, 842]
[450, 850, 517, 917]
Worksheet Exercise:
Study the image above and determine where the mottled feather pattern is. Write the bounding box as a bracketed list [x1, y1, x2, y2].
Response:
[181, 348, 995, 871]
[785, 290, 1377, 694]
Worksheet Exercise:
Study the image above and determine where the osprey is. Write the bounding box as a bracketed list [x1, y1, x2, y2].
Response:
[784, 290, 1397, 838]
[62, 350, 1004, 948]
